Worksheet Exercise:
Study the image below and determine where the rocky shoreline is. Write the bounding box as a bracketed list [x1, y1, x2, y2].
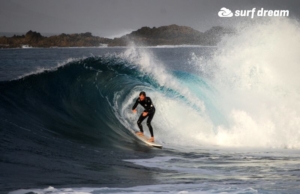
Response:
[0, 24, 234, 48]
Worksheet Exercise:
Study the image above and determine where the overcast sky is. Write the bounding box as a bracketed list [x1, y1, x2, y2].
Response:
[0, 0, 299, 38]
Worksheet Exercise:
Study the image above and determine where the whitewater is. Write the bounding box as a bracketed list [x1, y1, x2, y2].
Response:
[1, 17, 300, 193]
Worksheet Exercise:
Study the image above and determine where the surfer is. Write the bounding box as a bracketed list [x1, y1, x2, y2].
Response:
[132, 91, 155, 142]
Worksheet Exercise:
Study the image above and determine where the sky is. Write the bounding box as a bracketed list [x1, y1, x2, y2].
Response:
[0, 0, 299, 38]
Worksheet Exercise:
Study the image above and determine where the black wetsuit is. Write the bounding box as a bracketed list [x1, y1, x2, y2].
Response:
[132, 97, 155, 137]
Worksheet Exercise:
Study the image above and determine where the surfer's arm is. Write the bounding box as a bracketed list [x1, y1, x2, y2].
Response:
[132, 98, 139, 110]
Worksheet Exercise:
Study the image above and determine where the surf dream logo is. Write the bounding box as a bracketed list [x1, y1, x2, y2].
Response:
[218, 7, 233, 17]
[218, 7, 289, 19]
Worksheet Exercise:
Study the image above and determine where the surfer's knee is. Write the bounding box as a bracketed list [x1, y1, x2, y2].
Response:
[147, 122, 151, 127]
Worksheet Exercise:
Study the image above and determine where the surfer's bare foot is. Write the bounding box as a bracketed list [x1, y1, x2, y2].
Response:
[148, 137, 154, 142]
[136, 132, 144, 136]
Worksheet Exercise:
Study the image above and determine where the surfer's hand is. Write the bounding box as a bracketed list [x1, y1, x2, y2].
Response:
[143, 112, 148, 116]
[132, 109, 137, 113]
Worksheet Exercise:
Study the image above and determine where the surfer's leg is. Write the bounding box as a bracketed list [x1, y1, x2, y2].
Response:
[137, 113, 146, 133]
[146, 111, 155, 137]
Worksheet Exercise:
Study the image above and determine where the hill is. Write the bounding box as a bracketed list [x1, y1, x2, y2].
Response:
[109, 24, 233, 46]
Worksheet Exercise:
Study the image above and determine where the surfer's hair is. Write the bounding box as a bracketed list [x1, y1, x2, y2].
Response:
[139, 91, 146, 96]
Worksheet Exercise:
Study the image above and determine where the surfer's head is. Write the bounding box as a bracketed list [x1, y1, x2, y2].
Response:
[139, 91, 146, 101]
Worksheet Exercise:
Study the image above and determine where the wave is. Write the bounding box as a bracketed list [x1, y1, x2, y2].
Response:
[0, 46, 212, 150]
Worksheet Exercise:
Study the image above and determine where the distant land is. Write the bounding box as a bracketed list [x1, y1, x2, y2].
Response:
[0, 32, 57, 37]
[0, 24, 234, 48]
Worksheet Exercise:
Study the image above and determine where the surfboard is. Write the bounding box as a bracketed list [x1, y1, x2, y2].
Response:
[134, 132, 162, 149]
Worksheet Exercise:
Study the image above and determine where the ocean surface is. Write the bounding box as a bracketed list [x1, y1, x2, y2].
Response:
[2, 18, 300, 194]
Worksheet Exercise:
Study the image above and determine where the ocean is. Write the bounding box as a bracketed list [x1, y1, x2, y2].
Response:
[1, 18, 300, 194]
